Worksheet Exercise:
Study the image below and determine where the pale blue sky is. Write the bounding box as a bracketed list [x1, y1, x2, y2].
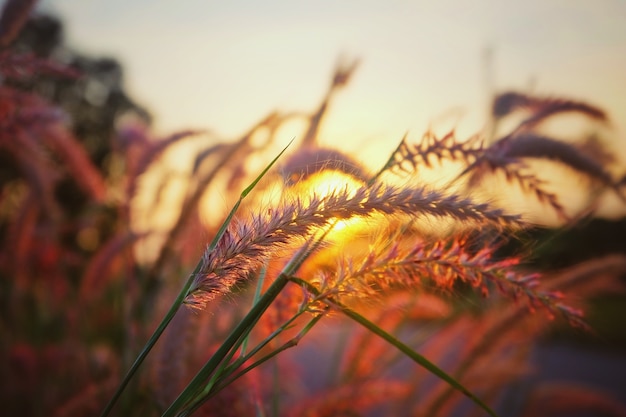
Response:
[40, 0, 626, 159]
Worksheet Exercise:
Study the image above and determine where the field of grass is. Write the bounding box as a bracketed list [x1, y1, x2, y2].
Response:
[2, 2, 626, 416]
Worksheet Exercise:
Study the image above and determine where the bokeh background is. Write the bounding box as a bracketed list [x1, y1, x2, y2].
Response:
[3, 1, 626, 415]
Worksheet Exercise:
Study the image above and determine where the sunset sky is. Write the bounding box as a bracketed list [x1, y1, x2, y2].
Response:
[40, 0, 626, 145]
[31, 0, 626, 238]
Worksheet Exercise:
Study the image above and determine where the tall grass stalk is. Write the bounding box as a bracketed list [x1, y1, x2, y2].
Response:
[100, 141, 293, 417]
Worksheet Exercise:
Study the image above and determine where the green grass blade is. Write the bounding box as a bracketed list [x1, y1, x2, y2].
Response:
[101, 142, 292, 417]
[369, 132, 408, 184]
[182, 313, 322, 416]
[288, 277, 499, 417]
[241, 265, 268, 356]
[161, 274, 290, 417]
[241, 138, 293, 198]
[208, 138, 293, 251]
[338, 305, 499, 417]
[162, 240, 315, 417]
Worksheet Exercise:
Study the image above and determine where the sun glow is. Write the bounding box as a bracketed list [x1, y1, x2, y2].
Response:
[285, 168, 368, 239]
[286, 169, 365, 201]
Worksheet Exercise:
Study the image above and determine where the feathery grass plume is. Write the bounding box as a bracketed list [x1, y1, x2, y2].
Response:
[378, 132, 562, 222]
[0, 87, 66, 132]
[192, 110, 302, 178]
[383, 130, 484, 176]
[467, 160, 568, 220]
[492, 91, 608, 124]
[312, 235, 585, 327]
[192, 143, 233, 175]
[459, 132, 625, 218]
[1, 76, 90, 213]
[543, 254, 626, 294]
[484, 133, 618, 187]
[577, 134, 616, 166]
[185, 182, 523, 308]
[2, 125, 62, 216]
[422, 255, 626, 417]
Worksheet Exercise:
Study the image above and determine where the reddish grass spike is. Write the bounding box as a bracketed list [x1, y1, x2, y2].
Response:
[464, 141, 571, 220]
[492, 91, 608, 125]
[518, 97, 608, 130]
[500, 164, 568, 220]
[192, 142, 232, 174]
[332, 56, 360, 87]
[325, 235, 584, 325]
[388, 130, 483, 175]
[496, 133, 616, 186]
[43, 126, 107, 202]
[0, 85, 105, 202]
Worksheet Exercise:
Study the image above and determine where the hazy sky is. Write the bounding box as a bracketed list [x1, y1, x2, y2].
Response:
[40, 0, 626, 157]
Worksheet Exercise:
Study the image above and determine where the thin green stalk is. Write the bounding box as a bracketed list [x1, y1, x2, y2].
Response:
[271, 343, 280, 417]
[162, 277, 286, 417]
[162, 240, 314, 417]
[339, 305, 498, 417]
[369, 132, 408, 184]
[199, 266, 271, 399]
[100, 141, 293, 417]
[288, 277, 499, 417]
[182, 310, 322, 417]
[223, 315, 323, 394]
[241, 265, 268, 356]
[194, 288, 303, 408]
[169, 227, 332, 416]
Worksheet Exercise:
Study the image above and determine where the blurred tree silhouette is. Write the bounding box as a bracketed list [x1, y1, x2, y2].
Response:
[6, 13, 151, 170]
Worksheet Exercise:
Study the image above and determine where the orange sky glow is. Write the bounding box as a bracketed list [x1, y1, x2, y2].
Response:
[39, 0, 626, 233]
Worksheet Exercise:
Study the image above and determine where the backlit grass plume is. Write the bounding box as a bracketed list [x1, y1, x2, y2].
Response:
[384, 91, 625, 222]
[309, 235, 584, 327]
[185, 181, 523, 309]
